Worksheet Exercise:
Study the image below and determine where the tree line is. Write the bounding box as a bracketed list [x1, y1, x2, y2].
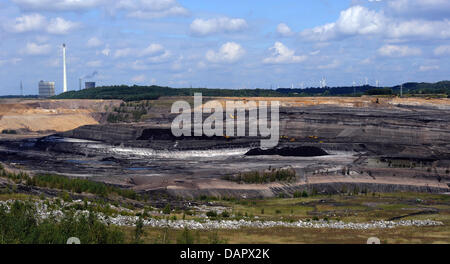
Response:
[52, 81, 449, 101]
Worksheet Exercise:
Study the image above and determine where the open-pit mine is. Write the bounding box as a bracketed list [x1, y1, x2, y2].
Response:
[1, 96, 450, 244]
[1, 96, 449, 198]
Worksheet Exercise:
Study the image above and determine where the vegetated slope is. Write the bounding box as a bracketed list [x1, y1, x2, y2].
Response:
[53, 85, 285, 101]
[52, 81, 450, 101]
[278, 81, 450, 96]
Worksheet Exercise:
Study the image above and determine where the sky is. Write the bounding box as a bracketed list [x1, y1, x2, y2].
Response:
[0, 0, 449, 95]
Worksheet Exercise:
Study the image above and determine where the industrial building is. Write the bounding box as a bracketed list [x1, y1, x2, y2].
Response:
[38, 81, 55, 97]
[85, 82, 96, 89]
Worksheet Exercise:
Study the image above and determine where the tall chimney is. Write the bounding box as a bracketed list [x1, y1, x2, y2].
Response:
[63, 44, 67, 93]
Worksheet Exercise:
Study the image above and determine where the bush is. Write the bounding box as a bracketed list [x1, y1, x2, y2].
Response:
[220, 211, 230, 218]
[0, 201, 125, 244]
[223, 168, 296, 184]
[1, 129, 17, 134]
[134, 217, 144, 243]
[206, 211, 218, 218]
[0, 168, 140, 201]
[162, 204, 171, 215]
[365, 88, 393, 95]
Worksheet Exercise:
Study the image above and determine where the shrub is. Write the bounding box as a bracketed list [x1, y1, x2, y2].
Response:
[162, 204, 171, 215]
[220, 211, 230, 218]
[206, 211, 218, 218]
[1, 129, 17, 134]
[134, 216, 145, 243]
[365, 88, 393, 95]
[0, 201, 125, 244]
[223, 168, 296, 184]
[0, 169, 140, 201]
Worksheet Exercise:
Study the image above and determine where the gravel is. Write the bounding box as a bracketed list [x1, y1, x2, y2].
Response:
[0, 199, 444, 230]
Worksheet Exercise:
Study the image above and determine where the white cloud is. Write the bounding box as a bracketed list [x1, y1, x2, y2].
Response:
[263, 42, 307, 64]
[336, 6, 385, 35]
[4, 14, 78, 34]
[190, 17, 248, 36]
[386, 20, 450, 39]
[6, 13, 46, 33]
[317, 59, 340, 69]
[301, 5, 450, 41]
[46, 17, 79, 34]
[147, 50, 171, 63]
[419, 65, 439, 72]
[206, 42, 245, 63]
[129, 60, 149, 70]
[132, 74, 146, 83]
[86, 60, 102, 67]
[113, 43, 170, 62]
[113, 0, 189, 19]
[378, 44, 421, 57]
[12, 0, 104, 11]
[0, 58, 22, 66]
[113, 48, 133, 58]
[276, 23, 294, 37]
[301, 6, 385, 41]
[22, 42, 51, 55]
[125, 6, 188, 19]
[12, 0, 189, 19]
[360, 57, 373, 65]
[101, 45, 111, 56]
[434, 45, 450, 56]
[141, 43, 164, 56]
[87, 37, 103, 48]
[388, 0, 450, 19]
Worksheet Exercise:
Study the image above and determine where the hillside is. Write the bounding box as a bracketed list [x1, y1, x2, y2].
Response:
[53, 85, 285, 101]
[52, 81, 450, 101]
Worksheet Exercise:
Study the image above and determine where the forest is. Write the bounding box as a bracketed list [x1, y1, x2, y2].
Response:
[51, 81, 450, 101]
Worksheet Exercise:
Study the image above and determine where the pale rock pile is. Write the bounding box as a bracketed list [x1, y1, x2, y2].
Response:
[0, 200, 443, 230]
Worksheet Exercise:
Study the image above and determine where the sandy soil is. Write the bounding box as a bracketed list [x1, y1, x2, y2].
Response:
[0, 99, 122, 132]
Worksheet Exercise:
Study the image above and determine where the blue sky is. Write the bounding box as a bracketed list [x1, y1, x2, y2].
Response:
[0, 0, 449, 95]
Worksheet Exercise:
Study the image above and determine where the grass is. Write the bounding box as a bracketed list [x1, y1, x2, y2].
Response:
[0, 162, 449, 244]
[123, 224, 449, 244]
[217, 192, 450, 223]
[0, 200, 125, 244]
[0, 189, 448, 244]
[0, 164, 140, 200]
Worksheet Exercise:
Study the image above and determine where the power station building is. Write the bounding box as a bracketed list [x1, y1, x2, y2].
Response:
[38, 81, 55, 97]
[85, 82, 96, 89]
